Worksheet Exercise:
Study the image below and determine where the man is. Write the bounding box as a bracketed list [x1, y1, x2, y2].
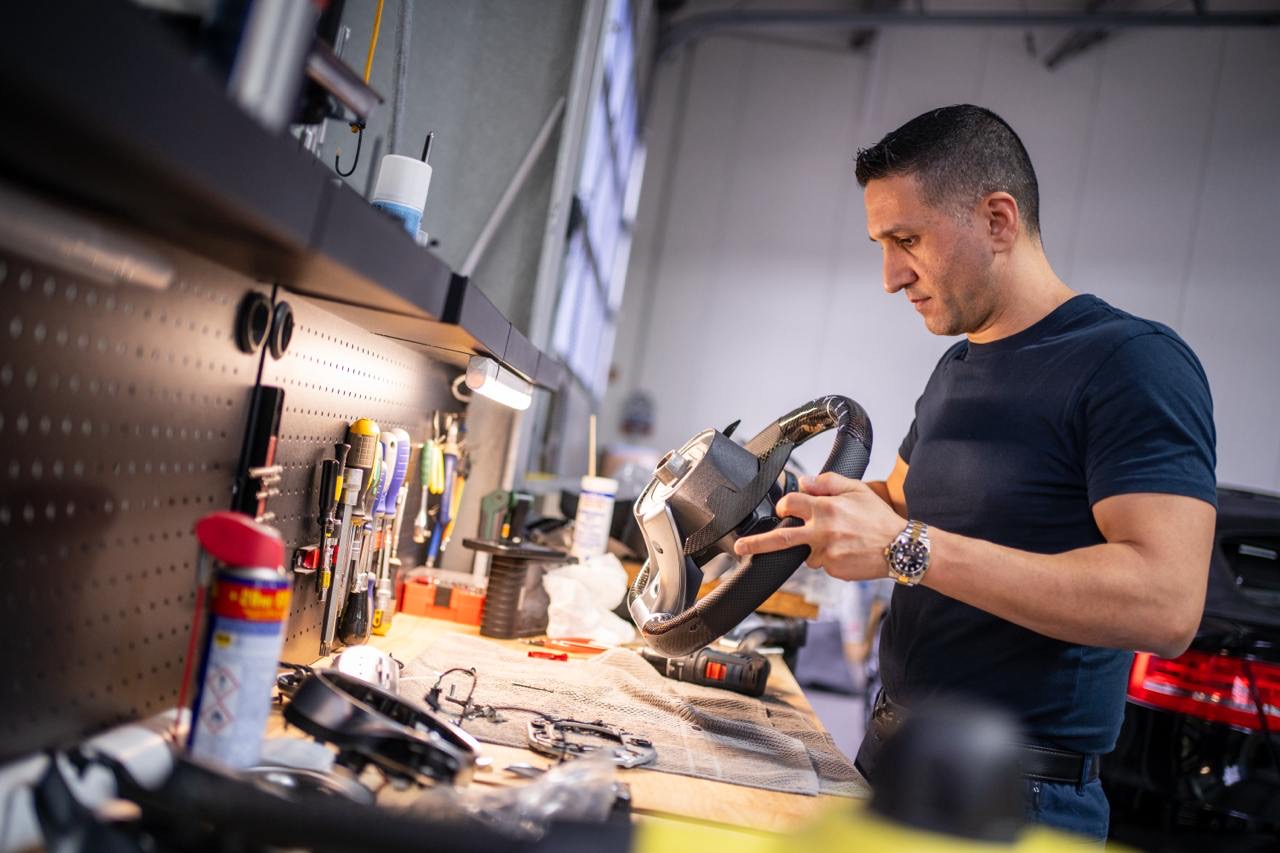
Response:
[734, 105, 1217, 841]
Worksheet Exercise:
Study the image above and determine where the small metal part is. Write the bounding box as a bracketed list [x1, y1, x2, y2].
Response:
[526, 718, 656, 769]
[247, 465, 285, 479]
[503, 763, 546, 779]
[510, 682, 554, 694]
[654, 450, 690, 486]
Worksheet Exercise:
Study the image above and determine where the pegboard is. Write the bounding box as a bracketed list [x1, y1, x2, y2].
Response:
[0, 229, 268, 763]
[257, 293, 462, 663]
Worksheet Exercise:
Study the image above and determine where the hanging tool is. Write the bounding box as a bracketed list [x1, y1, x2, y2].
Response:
[439, 461, 466, 557]
[387, 427, 413, 568]
[318, 443, 351, 603]
[413, 415, 443, 543]
[334, 419, 381, 634]
[341, 437, 388, 647]
[426, 417, 460, 567]
[316, 458, 341, 599]
[321, 468, 363, 656]
[641, 647, 771, 698]
[372, 430, 410, 635]
[232, 385, 285, 521]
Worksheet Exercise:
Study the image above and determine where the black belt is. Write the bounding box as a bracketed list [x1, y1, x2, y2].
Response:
[870, 691, 1100, 786]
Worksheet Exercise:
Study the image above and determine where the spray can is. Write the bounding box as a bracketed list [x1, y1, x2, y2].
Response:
[187, 512, 289, 769]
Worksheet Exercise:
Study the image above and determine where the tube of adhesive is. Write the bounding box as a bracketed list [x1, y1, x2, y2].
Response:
[370, 132, 434, 238]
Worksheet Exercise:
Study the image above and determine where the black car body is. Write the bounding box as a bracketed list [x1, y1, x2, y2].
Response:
[1104, 487, 1280, 850]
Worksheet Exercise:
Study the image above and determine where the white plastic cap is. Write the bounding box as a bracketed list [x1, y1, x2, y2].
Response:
[371, 154, 432, 210]
[580, 476, 618, 497]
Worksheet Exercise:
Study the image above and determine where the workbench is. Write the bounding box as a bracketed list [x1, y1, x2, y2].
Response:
[271, 613, 866, 835]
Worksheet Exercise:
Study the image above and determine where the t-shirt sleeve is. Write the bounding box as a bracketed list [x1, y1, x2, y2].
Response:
[1080, 332, 1217, 507]
[898, 416, 919, 464]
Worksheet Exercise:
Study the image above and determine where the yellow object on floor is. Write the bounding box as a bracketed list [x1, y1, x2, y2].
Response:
[634, 802, 1124, 853]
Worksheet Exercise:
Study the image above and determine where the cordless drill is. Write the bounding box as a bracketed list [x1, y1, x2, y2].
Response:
[641, 647, 771, 697]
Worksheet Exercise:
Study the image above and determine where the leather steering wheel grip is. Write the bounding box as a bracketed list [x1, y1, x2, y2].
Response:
[640, 396, 872, 657]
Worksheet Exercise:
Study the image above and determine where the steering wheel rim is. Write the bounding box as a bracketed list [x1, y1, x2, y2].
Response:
[630, 396, 872, 657]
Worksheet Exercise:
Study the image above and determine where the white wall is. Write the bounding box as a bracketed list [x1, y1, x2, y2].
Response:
[605, 8, 1280, 493]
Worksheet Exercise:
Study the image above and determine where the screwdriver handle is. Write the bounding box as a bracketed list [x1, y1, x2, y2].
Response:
[384, 430, 411, 517]
[332, 442, 351, 499]
[346, 419, 381, 508]
[338, 572, 372, 645]
[371, 440, 389, 513]
[318, 459, 340, 521]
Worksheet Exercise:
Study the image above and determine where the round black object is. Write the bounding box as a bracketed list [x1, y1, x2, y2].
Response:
[868, 700, 1026, 843]
[234, 291, 272, 354]
[269, 300, 294, 359]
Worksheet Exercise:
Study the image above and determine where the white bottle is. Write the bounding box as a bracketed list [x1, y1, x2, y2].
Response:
[572, 475, 618, 558]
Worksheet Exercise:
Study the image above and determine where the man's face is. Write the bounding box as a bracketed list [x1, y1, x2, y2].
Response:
[864, 174, 995, 337]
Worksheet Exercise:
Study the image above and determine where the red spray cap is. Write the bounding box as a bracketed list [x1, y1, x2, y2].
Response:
[194, 511, 284, 569]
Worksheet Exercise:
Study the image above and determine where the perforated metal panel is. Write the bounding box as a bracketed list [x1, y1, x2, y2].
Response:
[0, 232, 267, 762]
[259, 293, 461, 663]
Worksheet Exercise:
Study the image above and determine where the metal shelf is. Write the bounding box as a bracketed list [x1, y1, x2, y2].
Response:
[0, 0, 565, 390]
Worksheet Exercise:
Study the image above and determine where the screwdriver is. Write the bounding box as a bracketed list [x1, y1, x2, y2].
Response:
[341, 440, 387, 646]
[372, 430, 411, 636]
[321, 468, 363, 656]
[312, 440, 343, 601]
[426, 418, 460, 568]
[387, 428, 413, 568]
[328, 419, 381, 650]
[413, 418, 439, 544]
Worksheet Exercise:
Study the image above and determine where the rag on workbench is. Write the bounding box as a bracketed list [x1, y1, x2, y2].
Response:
[401, 634, 867, 797]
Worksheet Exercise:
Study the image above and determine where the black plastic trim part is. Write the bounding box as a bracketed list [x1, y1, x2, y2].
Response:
[534, 353, 567, 391]
[503, 326, 540, 382]
[444, 274, 512, 360]
[300, 180, 452, 319]
[0, 0, 325, 281]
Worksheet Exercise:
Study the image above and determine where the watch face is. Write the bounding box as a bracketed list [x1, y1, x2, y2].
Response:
[894, 538, 930, 576]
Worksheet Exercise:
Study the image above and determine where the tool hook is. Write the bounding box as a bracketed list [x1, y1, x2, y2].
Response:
[335, 121, 365, 178]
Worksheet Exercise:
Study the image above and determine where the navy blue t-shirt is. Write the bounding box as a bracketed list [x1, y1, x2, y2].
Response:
[882, 294, 1217, 755]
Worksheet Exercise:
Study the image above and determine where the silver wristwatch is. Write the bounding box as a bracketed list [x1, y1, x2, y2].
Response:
[885, 520, 931, 586]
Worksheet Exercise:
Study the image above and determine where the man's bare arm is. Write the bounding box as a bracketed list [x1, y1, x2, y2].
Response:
[737, 476, 1215, 659]
[923, 492, 1214, 658]
[864, 455, 909, 517]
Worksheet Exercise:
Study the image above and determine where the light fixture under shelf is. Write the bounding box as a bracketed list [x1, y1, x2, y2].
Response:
[465, 356, 533, 411]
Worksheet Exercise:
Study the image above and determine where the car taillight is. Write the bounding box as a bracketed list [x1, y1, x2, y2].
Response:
[1128, 650, 1280, 731]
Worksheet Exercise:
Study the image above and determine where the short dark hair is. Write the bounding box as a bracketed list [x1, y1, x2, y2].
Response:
[855, 105, 1041, 238]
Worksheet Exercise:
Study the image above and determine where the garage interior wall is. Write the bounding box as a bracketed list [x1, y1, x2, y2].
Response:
[330, 0, 583, 334]
[603, 7, 1280, 493]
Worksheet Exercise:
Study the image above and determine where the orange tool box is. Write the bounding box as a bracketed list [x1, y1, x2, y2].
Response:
[400, 577, 485, 625]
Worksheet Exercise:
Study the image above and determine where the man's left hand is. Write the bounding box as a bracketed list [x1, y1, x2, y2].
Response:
[733, 472, 906, 581]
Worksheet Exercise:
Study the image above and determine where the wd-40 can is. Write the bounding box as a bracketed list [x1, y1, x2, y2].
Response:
[188, 512, 289, 769]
